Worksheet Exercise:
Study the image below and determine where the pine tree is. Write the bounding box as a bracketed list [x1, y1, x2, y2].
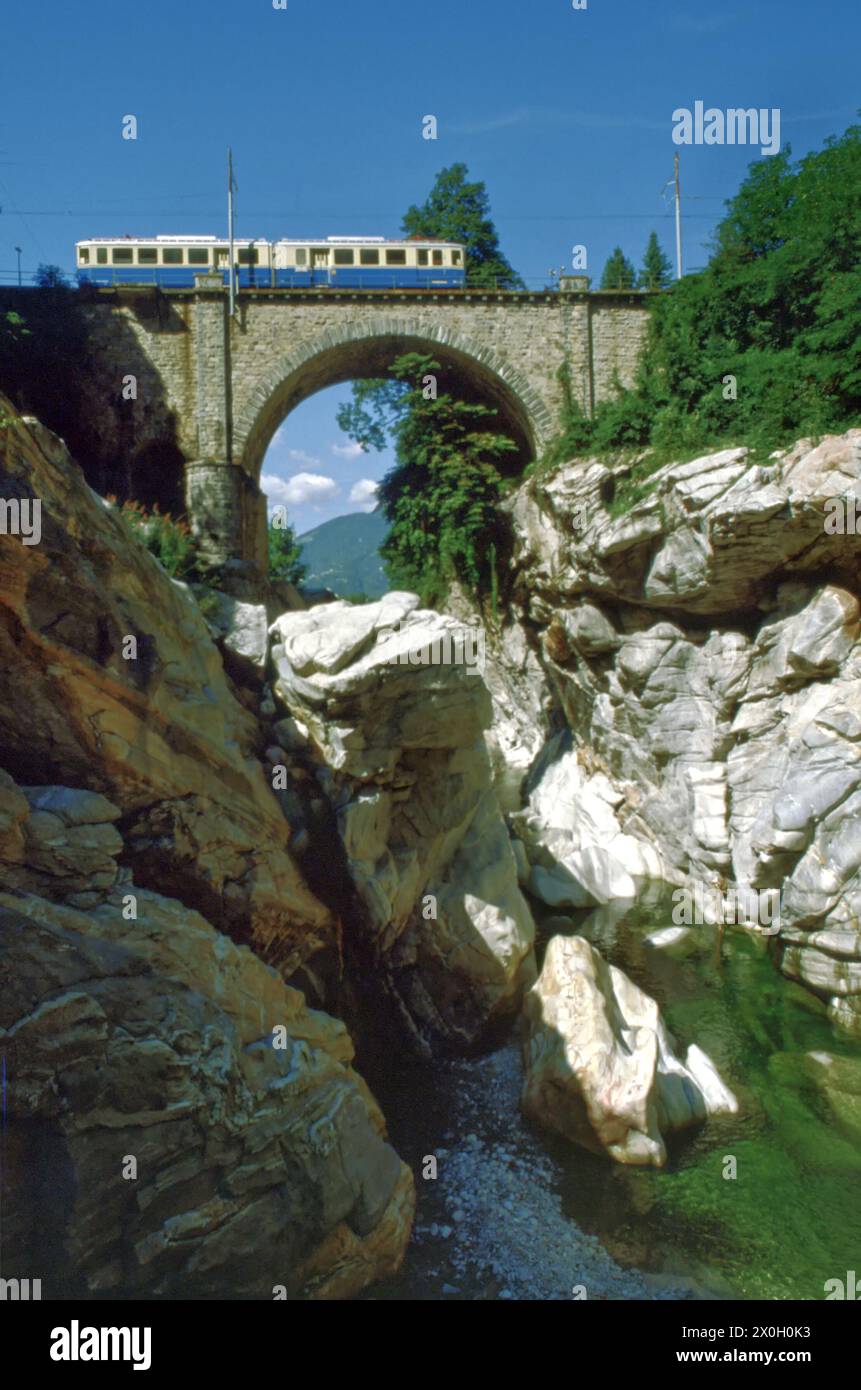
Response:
[402, 163, 524, 289]
[600, 247, 636, 290]
[637, 232, 674, 289]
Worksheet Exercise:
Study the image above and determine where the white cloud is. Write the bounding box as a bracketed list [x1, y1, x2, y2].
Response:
[262, 471, 340, 507]
[348, 479, 379, 513]
[288, 448, 322, 468]
[331, 439, 367, 460]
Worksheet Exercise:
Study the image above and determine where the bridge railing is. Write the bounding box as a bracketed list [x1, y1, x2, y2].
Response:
[0, 268, 656, 293]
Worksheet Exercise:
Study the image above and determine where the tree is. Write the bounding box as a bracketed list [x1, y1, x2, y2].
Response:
[600, 247, 636, 290]
[368, 353, 518, 604]
[34, 264, 70, 289]
[336, 376, 407, 453]
[402, 163, 524, 289]
[590, 122, 861, 459]
[268, 516, 307, 585]
[637, 232, 674, 290]
[338, 166, 525, 470]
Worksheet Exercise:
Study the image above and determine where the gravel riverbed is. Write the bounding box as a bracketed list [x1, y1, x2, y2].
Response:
[367, 1038, 702, 1302]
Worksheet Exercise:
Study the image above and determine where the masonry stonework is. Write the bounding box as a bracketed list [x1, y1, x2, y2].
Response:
[72, 284, 652, 568]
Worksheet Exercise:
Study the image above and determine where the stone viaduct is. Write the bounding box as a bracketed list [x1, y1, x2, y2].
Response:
[68, 277, 652, 570]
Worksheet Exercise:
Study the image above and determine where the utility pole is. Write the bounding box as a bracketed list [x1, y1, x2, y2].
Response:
[227, 148, 236, 317]
[14, 246, 22, 286]
[674, 153, 683, 281]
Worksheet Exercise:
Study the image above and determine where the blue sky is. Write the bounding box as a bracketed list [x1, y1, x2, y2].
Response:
[1, 0, 857, 532]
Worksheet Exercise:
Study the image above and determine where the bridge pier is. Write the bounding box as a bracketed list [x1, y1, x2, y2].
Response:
[184, 459, 267, 574]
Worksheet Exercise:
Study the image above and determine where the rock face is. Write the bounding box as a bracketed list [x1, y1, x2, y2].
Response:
[270, 594, 536, 1051]
[0, 403, 414, 1300]
[522, 934, 737, 1167]
[0, 765, 413, 1298]
[503, 432, 861, 1031]
[513, 735, 663, 906]
[0, 409, 333, 974]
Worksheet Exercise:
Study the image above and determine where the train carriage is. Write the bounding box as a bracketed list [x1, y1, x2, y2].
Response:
[75, 235, 466, 290]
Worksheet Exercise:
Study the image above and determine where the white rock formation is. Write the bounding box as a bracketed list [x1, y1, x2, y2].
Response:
[269, 594, 536, 1050]
[500, 430, 861, 1031]
[521, 934, 737, 1167]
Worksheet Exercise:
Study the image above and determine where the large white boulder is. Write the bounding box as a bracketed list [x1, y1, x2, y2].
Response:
[522, 934, 737, 1167]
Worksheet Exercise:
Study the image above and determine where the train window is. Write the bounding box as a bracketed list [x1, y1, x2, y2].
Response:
[452, 250, 462, 265]
[386, 249, 407, 266]
[295, 248, 307, 265]
[163, 248, 183, 264]
[138, 248, 158, 264]
[360, 248, 379, 265]
[432, 250, 443, 266]
[78, 248, 90, 264]
[417, 250, 429, 266]
[333, 248, 355, 266]
[112, 248, 134, 264]
[188, 248, 209, 265]
[237, 248, 259, 265]
[97, 248, 108, 264]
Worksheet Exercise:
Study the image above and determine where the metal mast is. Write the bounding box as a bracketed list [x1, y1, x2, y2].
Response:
[674, 153, 683, 280]
[228, 148, 237, 316]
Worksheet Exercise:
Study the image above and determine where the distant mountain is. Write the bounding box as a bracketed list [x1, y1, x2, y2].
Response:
[298, 508, 389, 598]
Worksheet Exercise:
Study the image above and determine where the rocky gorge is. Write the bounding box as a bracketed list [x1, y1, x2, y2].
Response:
[3, 394, 861, 1300]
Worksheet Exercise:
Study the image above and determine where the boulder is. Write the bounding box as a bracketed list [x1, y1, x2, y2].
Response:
[521, 934, 737, 1167]
[191, 584, 269, 683]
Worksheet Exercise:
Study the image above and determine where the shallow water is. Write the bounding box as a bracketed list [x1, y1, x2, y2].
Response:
[365, 890, 861, 1300]
[562, 892, 861, 1300]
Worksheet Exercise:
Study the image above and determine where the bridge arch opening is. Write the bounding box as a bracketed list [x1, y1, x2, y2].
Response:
[234, 323, 550, 486]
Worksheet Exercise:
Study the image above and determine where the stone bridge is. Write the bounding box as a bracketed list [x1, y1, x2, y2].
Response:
[73, 278, 652, 571]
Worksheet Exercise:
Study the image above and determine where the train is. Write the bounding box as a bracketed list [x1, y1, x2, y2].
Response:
[74, 235, 467, 290]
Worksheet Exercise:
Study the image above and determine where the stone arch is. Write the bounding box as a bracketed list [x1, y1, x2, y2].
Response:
[232, 316, 556, 482]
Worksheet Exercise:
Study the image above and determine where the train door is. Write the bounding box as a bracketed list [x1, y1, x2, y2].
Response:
[310, 247, 329, 286]
[215, 246, 229, 285]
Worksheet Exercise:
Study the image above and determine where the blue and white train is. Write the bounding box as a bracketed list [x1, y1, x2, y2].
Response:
[75, 235, 467, 289]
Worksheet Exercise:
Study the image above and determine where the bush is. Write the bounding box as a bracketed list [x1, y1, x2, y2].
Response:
[112, 498, 201, 579]
[268, 518, 307, 585]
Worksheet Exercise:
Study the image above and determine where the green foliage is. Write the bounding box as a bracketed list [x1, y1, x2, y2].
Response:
[403, 163, 525, 289]
[637, 231, 674, 290]
[536, 361, 596, 471]
[340, 165, 525, 466]
[536, 122, 861, 510]
[34, 264, 70, 289]
[372, 352, 517, 605]
[336, 377, 406, 453]
[268, 517, 307, 585]
[194, 588, 224, 622]
[114, 499, 201, 579]
[600, 246, 636, 290]
[632, 124, 861, 455]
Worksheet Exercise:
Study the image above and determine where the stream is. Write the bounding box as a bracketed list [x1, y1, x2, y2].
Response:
[361, 887, 861, 1301]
